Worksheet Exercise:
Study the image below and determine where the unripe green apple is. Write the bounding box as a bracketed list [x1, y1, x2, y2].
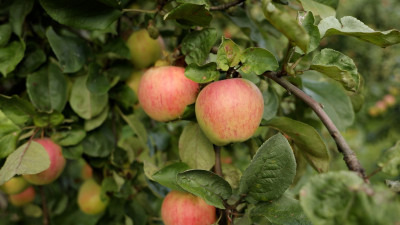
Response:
[126, 29, 163, 69]
[77, 179, 109, 215]
[161, 191, 216, 225]
[0, 177, 29, 195]
[8, 186, 35, 207]
[138, 66, 199, 122]
[126, 70, 145, 96]
[195, 78, 264, 146]
[23, 138, 66, 185]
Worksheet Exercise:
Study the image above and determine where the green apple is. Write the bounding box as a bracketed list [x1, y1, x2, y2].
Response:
[195, 78, 264, 146]
[77, 179, 109, 215]
[8, 186, 35, 207]
[0, 177, 29, 195]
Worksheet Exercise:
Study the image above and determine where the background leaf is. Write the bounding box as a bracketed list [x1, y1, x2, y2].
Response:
[152, 162, 190, 191]
[240, 47, 279, 75]
[378, 141, 400, 176]
[164, 4, 212, 27]
[0, 24, 12, 47]
[9, 0, 34, 37]
[0, 95, 36, 127]
[181, 28, 219, 65]
[0, 41, 25, 77]
[0, 110, 21, 158]
[299, 0, 336, 18]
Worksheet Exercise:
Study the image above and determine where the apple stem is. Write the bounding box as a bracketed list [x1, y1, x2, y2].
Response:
[264, 71, 369, 182]
[214, 145, 223, 178]
[40, 186, 49, 225]
[210, 0, 246, 11]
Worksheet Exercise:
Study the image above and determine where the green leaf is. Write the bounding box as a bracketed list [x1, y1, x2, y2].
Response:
[16, 43, 47, 75]
[217, 38, 242, 71]
[386, 180, 400, 193]
[0, 110, 21, 158]
[33, 111, 64, 127]
[82, 124, 114, 157]
[181, 28, 219, 65]
[310, 48, 360, 92]
[39, 0, 122, 30]
[0, 95, 36, 127]
[176, 0, 209, 6]
[63, 144, 84, 160]
[262, 0, 310, 52]
[185, 63, 219, 84]
[0, 24, 12, 47]
[240, 47, 279, 75]
[318, 16, 400, 47]
[177, 170, 232, 209]
[0, 141, 50, 185]
[9, 0, 34, 36]
[265, 117, 330, 173]
[299, 171, 373, 225]
[86, 63, 111, 95]
[298, 11, 320, 54]
[251, 194, 312, 225]
[239, 133, 296, 202]
[69, 75, 108, 120]
[84, 105, 109, 131]
[301, 71, 354, 131]
[101, 37, 131, 60]
[261, 82, 279, 121]
[118, 110, 148, 152]
[51, 128, 86, 147]
[46, 27, 89, 73]
[26, 62, 68, 112]
[164, 3, 212, 27]
[179, 122, 215, 170]
[378, 141, 400, 176]
[0, 41, 25, 77]
[152, 162, 190, 191]
[298, 0, 336, 18]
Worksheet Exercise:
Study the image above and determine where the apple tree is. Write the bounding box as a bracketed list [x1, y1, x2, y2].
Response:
[1, 0, 400, 224]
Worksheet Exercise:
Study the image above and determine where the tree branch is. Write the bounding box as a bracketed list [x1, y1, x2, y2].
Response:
[40, 187, 49, 225]
[210, 0, 245, 11]
[264, 71, 368, 182]
[214, 145, 223, 177]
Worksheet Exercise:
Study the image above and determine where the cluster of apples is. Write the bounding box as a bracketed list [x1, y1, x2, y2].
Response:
[126, 29, 264, 224]
[368, 94, 397, 117]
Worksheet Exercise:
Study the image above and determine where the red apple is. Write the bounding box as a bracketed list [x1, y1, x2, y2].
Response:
[81, 162, 93, 180]
[23, 138, 66, 185]
[138, 66, 199, 122]
[126, 29, 163, 69]
[0, 177, 29, 195]
[77, 179, 109, 215]
[8, 186, 35, 207]
[161, 191, 216, 225]
[195, 78, 264, 146]
[383, 94, 396, 107]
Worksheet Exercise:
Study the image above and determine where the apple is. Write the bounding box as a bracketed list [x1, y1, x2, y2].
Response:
[383, 94, 396, 107]
[126, 29, 163, 69]
[161, 191, 216, 225]
[126, 70, 145, 96]
[138, 66, 199, 122]
[375, 100, 387, 113]
[81, 162, 93, 180]
[77, 179, 109, 215]
[8, 186, 35, 207]
[23, 138, 66, 185]
[0, 177, 29, 195]
[195, 78, 264, 146]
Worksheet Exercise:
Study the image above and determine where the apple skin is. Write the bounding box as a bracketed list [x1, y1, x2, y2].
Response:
[195, 78, 264, 146]
[23, 138, 66, 185]
[81, 163, 93, 180]
[0, 177, 29, 195]
[77, 179, 109, 215]
[161, 191, 216, 225]
[8, 186, 35, 207]
[127, 29, 163, 69]
[138, 66, 199, 122]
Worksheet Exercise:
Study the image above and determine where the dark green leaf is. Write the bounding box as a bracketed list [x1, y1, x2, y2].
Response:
[181, 28, 219, 65]
[298, 11, 320, 54]
[217, 38, 242, 71]
[69, 75, 108, 120]
[239, 133, 296, 202]
[118, 110, 148, 151]
[0, 111, 21, 158]
[319, 16, 400, 47]
[0, 141, 50, 185]
[262, 0, 310, 52]
[185, 63, 219, 84]
[109, 84, 137, 111]
[301, 71, 354, 131]
[0, 95, 36, 127]
[266, 117, 330, 173]
[84, 105, 109, 131]
[176, 0, 209, 6]
[251, 194, 312, 225]
[260, 81, 279, 121]
[0, 41, 25, 77]
[63, 144, 84, 160]
[51, 128, 86, 147]
[46, 27, 89, 73]
[39, 0, 122, 30]
[179, 122, 215, 170]
[101, 37, 131, 59]
[9, 0, 34, 36]
[177, 170, 232, 209]
[96, 0, 129, 8]
[26, 62, 68, 112]
[86, 63, 111, 95]
[0, 24, 12, 47]
[164, 3, 212, 27]
[82, 124, 114, 157]
[378, 141, 400, 176]
[299, 0, 336, 18]
[240, 47, 279, 75]
[16, 43, 47, 75]
[311, 48, 360, 92]
[152, 162, 190, 191]
[33, 111, 64, 127]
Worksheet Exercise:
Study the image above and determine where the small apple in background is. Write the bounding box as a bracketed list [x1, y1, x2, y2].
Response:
[195, 78, 264, 146]
[0, 177, 29, 195]
[126, 70, 145, 96]
[77, 179, 109, 215]
[81, 163, 93, 180]
[161, 191, 216, 225]
[126, 29, 163, 69]
[383, 94, 396, 107]
[23, 138, 66, 185]
[138, 66, 199, 122]
[8, 186, 35, 207]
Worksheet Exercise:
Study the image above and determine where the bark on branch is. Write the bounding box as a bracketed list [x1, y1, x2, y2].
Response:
[210, 0, 245, 11]
[264, 71, 368, 181]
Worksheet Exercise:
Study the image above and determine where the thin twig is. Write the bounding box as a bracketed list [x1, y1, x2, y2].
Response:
[366, 167, 382, 179]
[40, 187, 49, 225]
[264, 71, 368, 182]
[214, 145, 223, 177]
[122, 8, 158, 13]
[210, 0, 245, 11]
